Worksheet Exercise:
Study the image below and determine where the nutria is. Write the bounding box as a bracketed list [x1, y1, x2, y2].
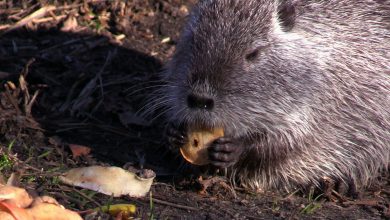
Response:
[159, 0, 390, 193]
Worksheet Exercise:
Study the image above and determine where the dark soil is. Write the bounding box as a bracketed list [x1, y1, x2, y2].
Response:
[0, 1, 389, 219]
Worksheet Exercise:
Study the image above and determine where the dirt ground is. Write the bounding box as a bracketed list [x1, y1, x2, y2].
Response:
[1, 1, 390, 219]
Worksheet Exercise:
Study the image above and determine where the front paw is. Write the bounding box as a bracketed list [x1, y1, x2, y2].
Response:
[208, 137, 244, 169]
[165, 123, 188, 150]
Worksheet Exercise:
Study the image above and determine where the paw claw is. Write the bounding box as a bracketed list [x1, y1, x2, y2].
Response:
[165, 123, 188, 149]
[208, 137, 244, 168]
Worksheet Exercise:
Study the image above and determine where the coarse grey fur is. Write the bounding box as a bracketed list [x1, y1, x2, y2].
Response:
[159, 0, 390, 192]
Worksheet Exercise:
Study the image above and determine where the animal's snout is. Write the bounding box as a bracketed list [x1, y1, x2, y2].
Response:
[187, 93, 214, 110]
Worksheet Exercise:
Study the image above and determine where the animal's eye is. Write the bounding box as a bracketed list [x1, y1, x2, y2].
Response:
[245, 49, 260, 62]
[245, 44, 269, 62]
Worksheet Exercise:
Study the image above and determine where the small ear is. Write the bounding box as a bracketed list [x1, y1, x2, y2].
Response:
[277, 0, 296, 31]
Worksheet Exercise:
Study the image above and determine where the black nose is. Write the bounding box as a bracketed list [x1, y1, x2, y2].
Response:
[187, 93, 214, 110]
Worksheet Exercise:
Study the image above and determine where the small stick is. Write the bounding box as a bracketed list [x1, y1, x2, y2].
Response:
[0, 71, 14, 80]
[343, 199, 380, 206]
[32, 15, 67, 24]
[39, 37, 94, 53]
[149, 197, 199, 211]
[4, 84, 21, 115]
[49, 192, 85, 208]
[1, 5, 56, 36]
[72, 188, 101, 207]
[25, 90, 40, 116]
[0, 24, 11, 31]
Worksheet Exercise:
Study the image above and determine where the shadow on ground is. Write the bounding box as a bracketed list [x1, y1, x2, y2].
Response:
[0, 28, 187, 174]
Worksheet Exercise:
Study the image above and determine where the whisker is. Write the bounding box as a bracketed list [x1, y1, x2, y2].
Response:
[137, 97, 176, 118]
[148, 106, 175, 123]
[123, 79, 170, 92]
[138, 103, 169, 119]
[125, 84, 176, 97]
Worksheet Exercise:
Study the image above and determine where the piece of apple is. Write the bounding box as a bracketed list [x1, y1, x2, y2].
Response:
[59, 166, 155, 197]
[180, 128, 224, 165]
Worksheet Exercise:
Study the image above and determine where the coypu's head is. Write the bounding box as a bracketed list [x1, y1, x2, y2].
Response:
[163, 0, 325, 138]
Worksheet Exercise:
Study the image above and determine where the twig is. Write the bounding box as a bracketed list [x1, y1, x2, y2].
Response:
[21, 58, 35, 78]
[331, 189, 348, 202]
[0, 9, 21, 15]
[4, 84, 21, 115]
[1, 5, 56, 36]
[69, 38, 109, 55]
[0, 71, 15, 80]
[39, 37, 94, 53]
[149, 197, 199, 211]
[93, 124, 135, 137]
[72, 188, 101, 207]
[49, 192, 85, 208]
[55, 127, 86, 133]
[32, 14, 67, 24]
[0, 24, 11, 31]
[6, 172, 21, 187]
[245, 215, 266, 220]
[7, 3, 40, 21]
[56, 3, 83, 11]
[0, 3, 83, 31]
[97, 50, 116, 99]
[70, 50, 114, 114]
[8, 155, 43, 172]
[343, 199, 381, 206]
[25, 90, 40, 117]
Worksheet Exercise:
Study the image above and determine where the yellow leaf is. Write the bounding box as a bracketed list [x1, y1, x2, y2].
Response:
[95, 204, 136, 216]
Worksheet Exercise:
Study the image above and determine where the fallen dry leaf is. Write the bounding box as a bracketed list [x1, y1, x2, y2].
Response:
[69, 144, 91, 158]
[27, 202, 82, 220]
[60, 166, 155, 197]
[0, 185, 33, 208]
[61, 14, 78, 32]
[1, 5, 56, 35]
[31, 196, 59, 207]
[0, 200, 82, 220]
[95, 203, 136, 219]
[0, 211, 14, 220]
[0, 185, 82, 220]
